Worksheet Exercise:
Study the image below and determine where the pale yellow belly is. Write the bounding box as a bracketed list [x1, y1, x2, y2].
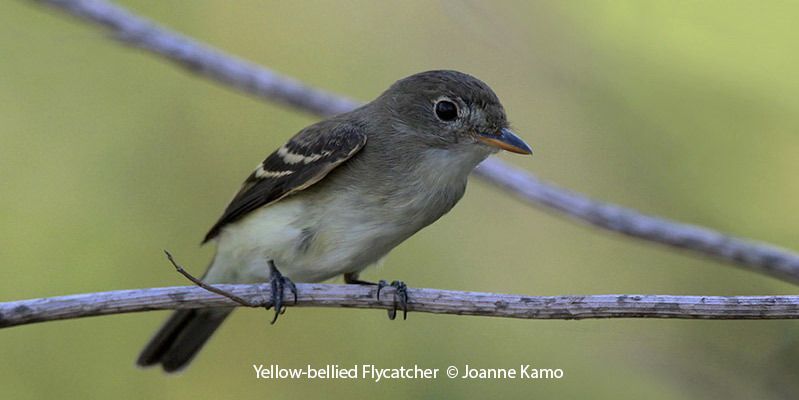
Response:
[204, 196, 405, 284]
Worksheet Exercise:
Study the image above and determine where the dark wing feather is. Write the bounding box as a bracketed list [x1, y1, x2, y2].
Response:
[203, 122, 367, 243]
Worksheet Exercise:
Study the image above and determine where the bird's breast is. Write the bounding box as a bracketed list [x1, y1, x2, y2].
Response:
[209, 146, 482, 283]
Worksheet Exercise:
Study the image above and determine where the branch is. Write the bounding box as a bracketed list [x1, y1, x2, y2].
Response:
[473, 160, 799, 283]
[3, 284, 799, 328]
[32, 0, 799, 283]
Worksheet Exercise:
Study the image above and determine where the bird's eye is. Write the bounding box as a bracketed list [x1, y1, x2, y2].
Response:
[434, 100, 458, 121]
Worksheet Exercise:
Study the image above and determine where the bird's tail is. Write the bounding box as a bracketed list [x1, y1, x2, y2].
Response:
[136, 306, 234, 372]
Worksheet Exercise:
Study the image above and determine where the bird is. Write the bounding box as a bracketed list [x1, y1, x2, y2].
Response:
[136, 70, 532, 372]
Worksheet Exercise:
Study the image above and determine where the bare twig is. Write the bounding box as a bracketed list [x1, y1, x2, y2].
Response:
[31, 0, 799, 283]
[2, 285, 799, 328]
[163, 250, 257, 307]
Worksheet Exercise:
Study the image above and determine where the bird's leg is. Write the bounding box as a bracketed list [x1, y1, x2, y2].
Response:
[343, 272, 377, 285]
[266, 260, 297, 324]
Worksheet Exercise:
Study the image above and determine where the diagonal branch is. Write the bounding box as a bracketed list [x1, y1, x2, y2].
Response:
[34, 0, 360, 117]
[32, 0, 799, 283]
[3, 284, 799, 329]
[473, 160, 799, 283]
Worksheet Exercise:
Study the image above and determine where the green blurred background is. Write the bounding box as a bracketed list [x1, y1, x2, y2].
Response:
[2, 1, 798, 398]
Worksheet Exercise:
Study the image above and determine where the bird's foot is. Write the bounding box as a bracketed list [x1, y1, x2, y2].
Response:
[343, 273, 409, 320]
[165, 250, 297, 323]
[266, 260, 297, 324]
[377, 280, 408, 321]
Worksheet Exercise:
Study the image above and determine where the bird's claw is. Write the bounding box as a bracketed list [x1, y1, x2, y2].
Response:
[377, 280, 408, 320]
[267, 261, 297, 324]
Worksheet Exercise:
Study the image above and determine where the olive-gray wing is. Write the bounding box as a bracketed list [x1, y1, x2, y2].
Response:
[203, 123, 367, 243]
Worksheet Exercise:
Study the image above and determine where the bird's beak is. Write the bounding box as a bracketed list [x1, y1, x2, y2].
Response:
[476, 128, 533, 155]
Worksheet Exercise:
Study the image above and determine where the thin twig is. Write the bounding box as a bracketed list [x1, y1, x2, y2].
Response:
[163, 250, 257, 307]
[2, 285, 799, 329]
[31, 0, 799, 283]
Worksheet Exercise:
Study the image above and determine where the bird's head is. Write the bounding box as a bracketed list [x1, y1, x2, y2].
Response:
[380, 70, 532, 156]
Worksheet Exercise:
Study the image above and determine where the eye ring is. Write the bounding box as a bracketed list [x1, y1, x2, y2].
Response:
[434, 100, 459, 122]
